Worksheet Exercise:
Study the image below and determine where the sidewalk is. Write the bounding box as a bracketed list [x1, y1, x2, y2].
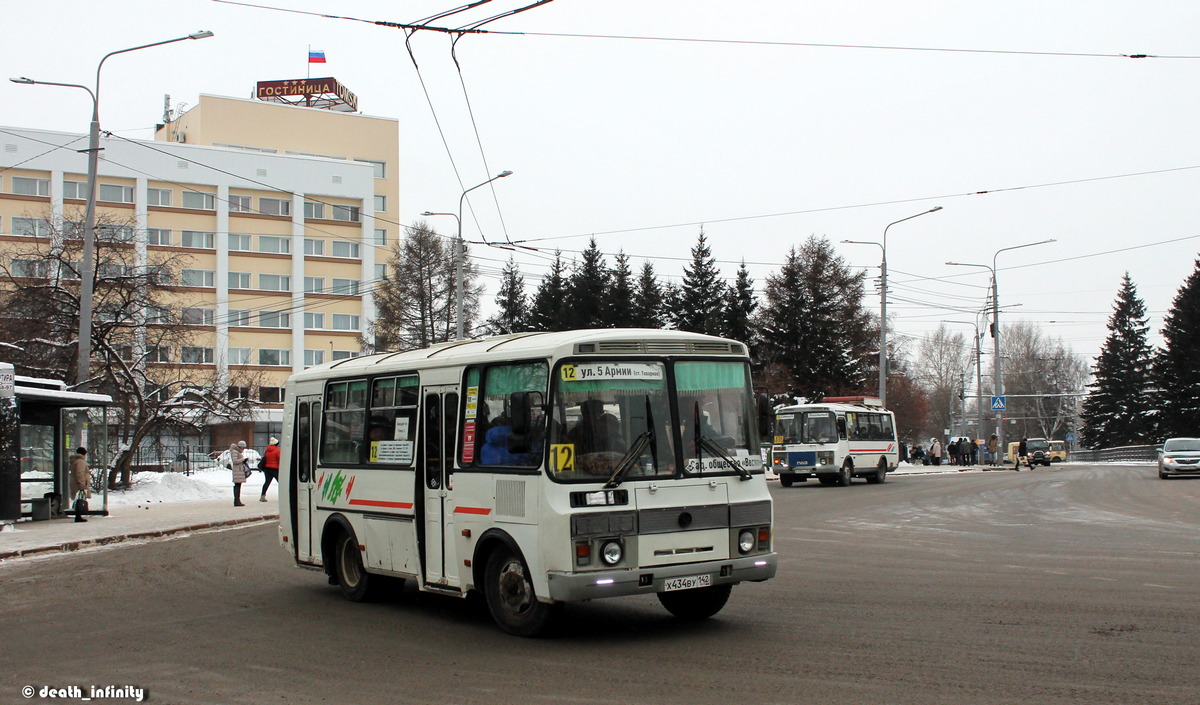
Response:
[0, 496, 278, 562]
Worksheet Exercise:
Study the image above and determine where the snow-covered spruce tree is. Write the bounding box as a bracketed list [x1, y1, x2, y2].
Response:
[672, 228, 727, 336]
[1153, 259, 1200, 439]
[1080, 273, 1154, 448]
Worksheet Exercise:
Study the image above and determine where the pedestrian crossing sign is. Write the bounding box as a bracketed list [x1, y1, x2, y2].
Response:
[991, 396, 1007, 411]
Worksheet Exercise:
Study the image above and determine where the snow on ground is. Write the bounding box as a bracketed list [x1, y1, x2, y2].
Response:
[104, 468, 278, 508]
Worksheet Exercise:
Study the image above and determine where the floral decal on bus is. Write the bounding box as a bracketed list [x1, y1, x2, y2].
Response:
[319, 470, 355, 504]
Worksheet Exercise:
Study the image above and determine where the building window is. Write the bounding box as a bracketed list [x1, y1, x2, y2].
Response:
[181, 190, 216, 210]
[181, 230, 215, 249]
[228, 195, 252, 213]
[147, 228, 172, 246]
[228, 347, 251, 364]
[63, 180, 86, 199]
[144, 306, 173, 325]
[331, 241, 360, 259]
[303, 276, 325, 293]
[259, 273, 291, 291]
[229, 271, 251, 289]
[260, 197, 291, 216]
[258, 310, 291, 328]
[99, 184, 134, 203]
[331, 204, 360, 222]
[374, 228, 387, 246]
[375, 263, 387, 281]
[12, 176, 49, 196]
[145, 265, 173, 285]
[180, 269, 215, 288]
[332, 314, 360, 331]
[147, 187, 172, 206]
[12, 217, 50, 237]
[331, 350, 360, 361]
[304, 349, 325, 367]
[304, 201, 326, 219]
[146, 345, 171, 363]
[97, 225, 134, 243]
[181, 307, 215, 325]
[373, 195, 387, 212]
[331, 278, 359, 295]
[228, 233, 251, 251]
[259, 235, 290, 254]
[258, 349, 291, 366]
[227, 385, 251, 400]
[228, 309, 252, 327]
[303, 312, 325, 330]
[303, 239, 325, 256]
[259, 386, 284, 403]
[181, 346, 215, 364]
[355, 159, 386, 178]
[11, 259, 49, 278]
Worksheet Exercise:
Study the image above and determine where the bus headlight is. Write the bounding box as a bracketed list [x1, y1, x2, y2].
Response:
[738, 529, 756, 554]
[601, 540, 623, 566]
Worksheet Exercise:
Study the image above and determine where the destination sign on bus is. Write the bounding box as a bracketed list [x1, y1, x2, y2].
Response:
[561, 363, 664, 382]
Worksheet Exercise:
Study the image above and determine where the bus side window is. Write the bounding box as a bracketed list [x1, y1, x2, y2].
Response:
[836, 416, 847, 440]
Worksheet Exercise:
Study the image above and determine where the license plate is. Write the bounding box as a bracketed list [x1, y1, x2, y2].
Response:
[663, 574, 713, 591]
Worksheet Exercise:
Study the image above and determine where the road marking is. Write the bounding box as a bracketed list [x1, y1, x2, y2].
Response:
[1143, 583, 1177, 589]
[1090, 576, 1116, 582]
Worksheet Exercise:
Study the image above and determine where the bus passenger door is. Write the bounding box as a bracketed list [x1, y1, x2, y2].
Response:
[293, 396, 322, 562]
[421, 386, 460, 587]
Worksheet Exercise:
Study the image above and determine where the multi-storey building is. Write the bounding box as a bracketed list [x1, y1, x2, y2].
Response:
[0, 86, 399, 451]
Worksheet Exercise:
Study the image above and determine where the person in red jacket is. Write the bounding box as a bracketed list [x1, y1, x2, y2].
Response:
[260, 437, 281, 502]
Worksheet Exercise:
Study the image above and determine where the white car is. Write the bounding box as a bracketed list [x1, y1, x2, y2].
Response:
[1158, 438, 1200, 479]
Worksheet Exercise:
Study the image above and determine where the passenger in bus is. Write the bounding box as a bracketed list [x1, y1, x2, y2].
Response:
[480, 424, 531, 466]
[368, 416, 392, 442]
[570, 399, 625, 455]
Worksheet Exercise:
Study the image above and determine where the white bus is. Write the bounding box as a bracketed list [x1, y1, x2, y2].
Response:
[770, 397, 898, 487]
[278, 329, 776, 635]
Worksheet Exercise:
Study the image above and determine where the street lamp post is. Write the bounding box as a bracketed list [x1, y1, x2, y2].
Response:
[425, 170, 512, 341]
[11, 30, 214, 391]
[843, 205, 941, 408]
[947, 238, 1055, 459]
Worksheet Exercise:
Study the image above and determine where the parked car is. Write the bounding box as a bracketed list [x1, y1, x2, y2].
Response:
[1006, 438, 1053, 467]
[1158, 438, 1200, 479]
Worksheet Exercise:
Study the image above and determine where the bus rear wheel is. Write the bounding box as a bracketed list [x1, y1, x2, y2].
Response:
[484, 546, 560, 637]
[657, 583, 733, 621]
[866, 460, 887, 484]
[780, 474, 794, 487]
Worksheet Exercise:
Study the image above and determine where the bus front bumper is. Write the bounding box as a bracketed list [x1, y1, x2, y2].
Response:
[545, 553, 778, 602]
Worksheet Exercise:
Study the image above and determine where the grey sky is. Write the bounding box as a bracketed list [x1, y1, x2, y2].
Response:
[4, 0, 1199, 368]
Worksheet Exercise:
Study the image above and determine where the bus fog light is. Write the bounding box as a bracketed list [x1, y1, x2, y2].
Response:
[601, 540, 623, 566]
[738, 529, 756, 554]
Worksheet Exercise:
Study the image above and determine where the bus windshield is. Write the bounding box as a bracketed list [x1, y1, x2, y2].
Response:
[548, 360, 759, 481]
[774, 411, 838, 445]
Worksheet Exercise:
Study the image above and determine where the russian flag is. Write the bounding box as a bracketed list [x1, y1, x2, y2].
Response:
[308, 49, 326, 64]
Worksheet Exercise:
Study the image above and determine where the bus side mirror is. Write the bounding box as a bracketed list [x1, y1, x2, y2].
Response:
[508, 391, 544, 454]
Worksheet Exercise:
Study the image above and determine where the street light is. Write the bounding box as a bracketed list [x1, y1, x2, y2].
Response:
[842, 205, 942, 408]
[426, 170, 513, 340]
[947, 237, 1055, 458]
[10, 30, 214, 391]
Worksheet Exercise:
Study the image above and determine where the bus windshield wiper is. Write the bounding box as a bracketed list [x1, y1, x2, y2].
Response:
[603, 397, 658, 489]
[696, 434, 753, 481]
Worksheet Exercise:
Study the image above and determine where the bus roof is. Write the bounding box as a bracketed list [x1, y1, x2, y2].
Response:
[290, 328, 749, 382]
[775, 401, 894, 415]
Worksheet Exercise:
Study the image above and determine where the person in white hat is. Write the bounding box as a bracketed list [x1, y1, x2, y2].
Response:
[261, 437, 281, 502]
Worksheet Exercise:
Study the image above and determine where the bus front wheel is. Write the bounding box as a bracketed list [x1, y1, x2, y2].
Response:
[657, 583, 733, 621]
[836, 462, 853, 487]
[335, 532, 382, 602]
[484, 546, 560, 637]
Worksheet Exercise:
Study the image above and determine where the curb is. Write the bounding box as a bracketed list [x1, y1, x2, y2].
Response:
[0, 513, 279, 562]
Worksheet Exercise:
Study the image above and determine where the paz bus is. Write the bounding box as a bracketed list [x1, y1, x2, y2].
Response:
[770, 397, 898, 487]
[277, 329, 777, 636]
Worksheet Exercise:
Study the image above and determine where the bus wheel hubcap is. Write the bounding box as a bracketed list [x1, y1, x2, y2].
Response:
[498, 561, 533, 615]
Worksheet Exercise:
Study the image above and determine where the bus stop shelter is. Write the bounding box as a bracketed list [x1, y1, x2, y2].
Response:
[0, 363, 112, 526]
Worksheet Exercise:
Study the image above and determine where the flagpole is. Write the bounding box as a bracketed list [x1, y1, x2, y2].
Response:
[307, 44, 310, 79]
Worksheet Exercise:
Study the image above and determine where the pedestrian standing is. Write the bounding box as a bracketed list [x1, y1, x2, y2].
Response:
[68, 447, 91, 523]
[227, 442, 247, 506]
[947, 439, 958, 466]
[959, 437, 971, 466]
[987, 434, 998, 466]
[931, 439, 942, 466]
[261, 437, 281, 502]
[1014, 437, 1029, 472]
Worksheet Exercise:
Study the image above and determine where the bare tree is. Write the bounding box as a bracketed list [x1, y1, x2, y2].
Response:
[998, 321, 1089, 440]
[0, 210, 259, 487]
[910, 324, 972, 439]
